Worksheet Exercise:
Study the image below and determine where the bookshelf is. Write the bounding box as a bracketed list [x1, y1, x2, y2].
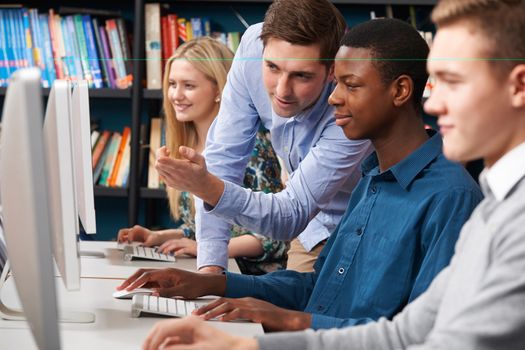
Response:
[0, 0, 436, 239]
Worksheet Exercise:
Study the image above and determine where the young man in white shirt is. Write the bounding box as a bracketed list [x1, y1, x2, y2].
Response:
[140, 0, 525, 349]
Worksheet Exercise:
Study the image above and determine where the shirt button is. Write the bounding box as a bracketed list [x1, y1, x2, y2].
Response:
[316, 305, 324, 311]
[370, 186, 377, 194]
[338, 267, 345, 275]
[356, 228, 363, 236]
[284, 146, 289, 153]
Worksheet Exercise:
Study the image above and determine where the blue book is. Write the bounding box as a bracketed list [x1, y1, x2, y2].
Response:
[190, 18, 203, 38]
[91, 17, 109, 88]
[0, 11, 9, 85]
[21, 8, 34, 68]
[60, 17, 78, 81]
[66, 16, 84, 83]
[82, 15, 103, 88]
[39, 13, 56, 86]
[12, 10, 27, 70]
[5, 10, 17, 75]
[28, 8, 49, 87]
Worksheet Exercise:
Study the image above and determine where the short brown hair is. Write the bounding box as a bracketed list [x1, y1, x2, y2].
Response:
[260, 0, 346, 70]
[432, 0, 525, 75]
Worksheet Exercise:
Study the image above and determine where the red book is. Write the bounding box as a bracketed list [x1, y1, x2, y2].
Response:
[167, 14, 179, 52]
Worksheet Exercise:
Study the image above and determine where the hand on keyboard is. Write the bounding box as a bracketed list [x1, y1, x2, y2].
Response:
[117, 267, 226, 299]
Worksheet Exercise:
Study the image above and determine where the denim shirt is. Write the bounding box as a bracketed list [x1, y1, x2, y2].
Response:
[196, 23, 371, 269]
[226, 132, 483, 329]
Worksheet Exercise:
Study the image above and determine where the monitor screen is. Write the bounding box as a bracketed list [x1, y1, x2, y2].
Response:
[0, 68, 61, 349]
[71, 81, 96, 235]
[43, 80, 81, 291]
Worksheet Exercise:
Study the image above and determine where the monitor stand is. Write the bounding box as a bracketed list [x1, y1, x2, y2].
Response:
[0, 261, 95, 323]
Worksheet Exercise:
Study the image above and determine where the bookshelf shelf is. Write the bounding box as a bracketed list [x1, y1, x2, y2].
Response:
[140, 187, 167, 199]
[94, 185, 128, 197]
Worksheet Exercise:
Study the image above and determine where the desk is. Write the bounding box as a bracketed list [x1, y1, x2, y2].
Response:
[0, 241, 263, 349]
[79, 241, 240, 279]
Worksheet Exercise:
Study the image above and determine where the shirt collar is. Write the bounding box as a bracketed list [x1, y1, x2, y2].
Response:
[361, 130, 443, 190]
[481, 141, 525, 201]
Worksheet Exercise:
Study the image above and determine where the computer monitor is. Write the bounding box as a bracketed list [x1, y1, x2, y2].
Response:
[0, 68, 61, 349]
[71, 81, 97, 235]
[44, 80, 81, 291]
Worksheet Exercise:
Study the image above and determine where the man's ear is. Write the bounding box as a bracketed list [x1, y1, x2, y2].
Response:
[392, 75, 413, 107]
[327, 64, 335, 82]
[509, 64, 525, 108]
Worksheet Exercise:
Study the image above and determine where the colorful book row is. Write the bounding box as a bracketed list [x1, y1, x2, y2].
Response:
[0, 7, 132, 88]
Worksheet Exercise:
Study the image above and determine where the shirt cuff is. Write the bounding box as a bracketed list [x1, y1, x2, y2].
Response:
[310, 313, 342, 330]
[203, 180, 246, 220]
[196, 240, 229, 270]
[225, 272, 257, 298]
[257, 332, 310, 350]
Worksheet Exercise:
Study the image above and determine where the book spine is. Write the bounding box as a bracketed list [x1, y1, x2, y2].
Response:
[48, 10, 64, 79]
[145, 3, 162, 89]
[106, 19, 128, 88]
[93, 131, 112, 183]
[99, 132, 121, 186]
[82, 14, 103, 88]
[99, 24, 116, 88]
[91, 17, 109, 88]
[66, 16, 84, 82]
[28, 8, 48, 87]
[92, 129, 111, 171]
[115, 18, 132, 77]
[109, 126, 131, 187]
[73, 14, 93, 87]
[21, 8, 34, 68]
[0, 10, 9, 86]
[39, 14, 56, 86]
[60, 17, 77, 81]
[167, 14, 178, 53]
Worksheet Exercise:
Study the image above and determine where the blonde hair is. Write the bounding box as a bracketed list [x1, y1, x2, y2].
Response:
[432, 0, 525, 75]
[162, 37, 234, 220]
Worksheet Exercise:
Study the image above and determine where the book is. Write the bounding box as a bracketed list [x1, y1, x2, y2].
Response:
[82, 14, 103, 88]
[92, 129, 111, 170]
[115, 18, 132, 78]
[98, 131, 122, 186]
[106, 18, 130, 88]
[109, 126, 131, 187]
[145, 3, 162, 89]
[147, 117, 161, 188]
[91, 17, 109, 88]
[93, 130, 113, 183]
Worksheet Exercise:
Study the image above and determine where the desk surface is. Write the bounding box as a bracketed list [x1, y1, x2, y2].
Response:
[0, 241, 262, 349]
[79, 241, 240, 279]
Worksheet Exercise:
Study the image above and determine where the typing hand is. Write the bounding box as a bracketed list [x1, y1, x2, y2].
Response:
[117, 225, 161, 247]
[116, 268, 226, 299]
[157, 238, 197, 257]
[142, 316, 258, 350]
[194, 297, 312, 332]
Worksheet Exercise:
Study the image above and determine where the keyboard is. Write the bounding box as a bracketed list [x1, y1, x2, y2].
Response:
[123, 245, 176, 262]
[131, 295, 199, 318]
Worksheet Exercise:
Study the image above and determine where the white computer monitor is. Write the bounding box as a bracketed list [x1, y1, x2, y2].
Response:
[71, 81, 97, 234]
[44, 80, 81, 291]
[0, 68, 61, 349]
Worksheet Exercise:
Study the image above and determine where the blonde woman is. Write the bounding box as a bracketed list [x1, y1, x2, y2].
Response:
[118, 37, 286, 274]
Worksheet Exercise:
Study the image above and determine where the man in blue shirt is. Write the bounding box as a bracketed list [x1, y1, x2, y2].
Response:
[154, 0, 372, 273]
[120, 19, 482, 332]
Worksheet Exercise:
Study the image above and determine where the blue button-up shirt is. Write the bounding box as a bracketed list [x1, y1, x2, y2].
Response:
[225, 132, 483, 329]
[196, 23, 372, 269]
